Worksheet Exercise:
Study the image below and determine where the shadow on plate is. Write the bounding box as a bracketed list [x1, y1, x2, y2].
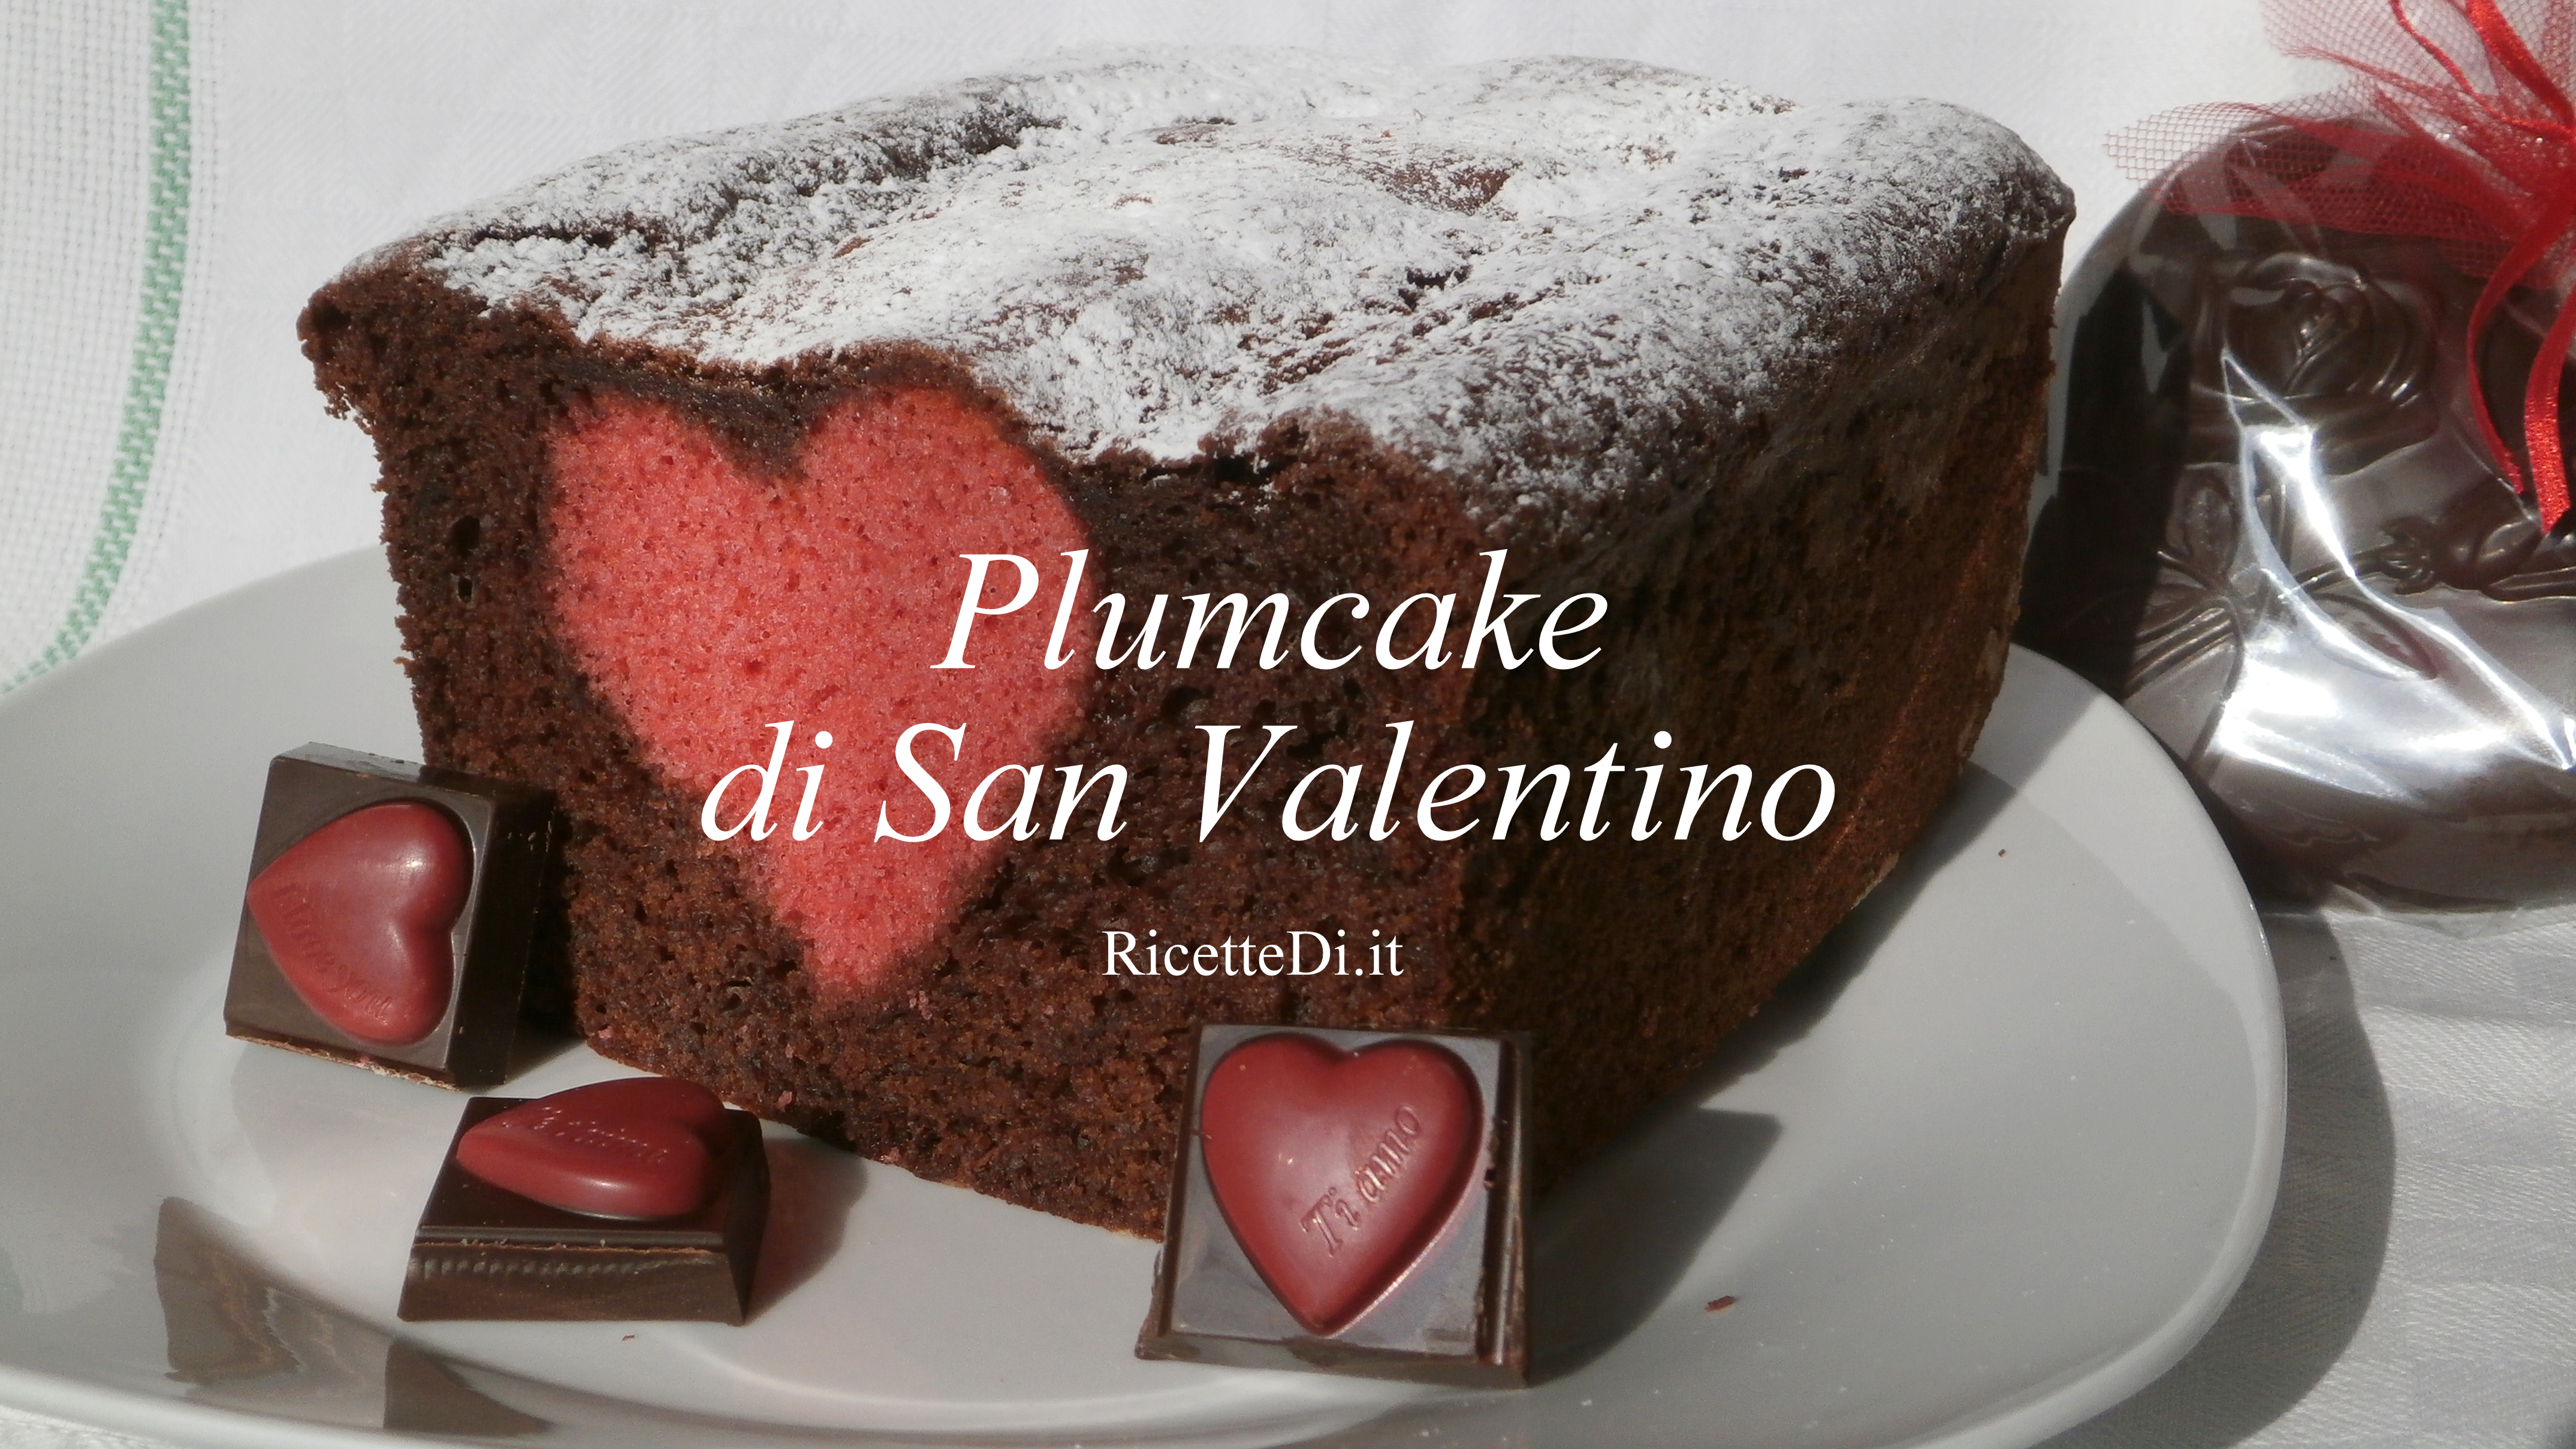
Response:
[1518, 759, 2033, 1380]
[154, 1195, 548, 1437]
[150, 1134, 868, 1438]
[2035, 902, 2396, 1447]
[1527, 1107, 1778, 1380]
[750, 1134, 867, 1314]
[1691, 761, 2025, 1102]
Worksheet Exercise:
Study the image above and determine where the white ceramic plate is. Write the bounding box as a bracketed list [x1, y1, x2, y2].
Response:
[0, 550, 2281, 1449]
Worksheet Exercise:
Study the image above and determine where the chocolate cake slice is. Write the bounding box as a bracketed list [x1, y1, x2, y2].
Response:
[302, 49, 2070, 1236]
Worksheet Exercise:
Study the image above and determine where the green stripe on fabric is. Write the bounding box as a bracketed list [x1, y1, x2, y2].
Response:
[7, 0, 191, 692]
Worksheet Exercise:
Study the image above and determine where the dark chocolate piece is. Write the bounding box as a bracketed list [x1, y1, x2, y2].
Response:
[399, 1090, 768, 1323]
[1137, 1024, 1527, 1387]
[225, 743, 556, 1086]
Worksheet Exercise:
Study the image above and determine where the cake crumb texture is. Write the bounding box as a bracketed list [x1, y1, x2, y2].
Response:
[550, 390, 1096, 995]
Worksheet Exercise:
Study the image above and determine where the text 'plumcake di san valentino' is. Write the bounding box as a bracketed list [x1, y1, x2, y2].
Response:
[300, 48, 2071, 1236]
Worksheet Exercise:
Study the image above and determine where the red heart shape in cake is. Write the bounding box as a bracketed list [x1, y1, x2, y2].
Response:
[548, 390, 1094, 996]
[246, 800, 469, 1047]
[457, 1077, 734, 1219]
[1197, 1034, 1484, 1335]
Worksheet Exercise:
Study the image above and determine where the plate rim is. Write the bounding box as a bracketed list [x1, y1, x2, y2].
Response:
[1933, 646, 2286, 1449]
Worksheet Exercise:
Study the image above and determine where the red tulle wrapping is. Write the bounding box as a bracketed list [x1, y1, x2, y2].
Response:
[2112, 0, 2576, 526]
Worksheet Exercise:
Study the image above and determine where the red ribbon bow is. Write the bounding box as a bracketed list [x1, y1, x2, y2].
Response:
[2115, 0, 2576, 529]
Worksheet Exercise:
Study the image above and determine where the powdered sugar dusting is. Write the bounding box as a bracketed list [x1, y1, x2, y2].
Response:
[386, 49, 2068, 529]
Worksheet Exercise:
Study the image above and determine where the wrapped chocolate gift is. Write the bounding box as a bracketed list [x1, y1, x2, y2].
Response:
[2022, 0, 2576, 907]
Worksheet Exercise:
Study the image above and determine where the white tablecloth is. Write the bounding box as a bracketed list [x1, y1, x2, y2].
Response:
[11, 1, 2571, 1444]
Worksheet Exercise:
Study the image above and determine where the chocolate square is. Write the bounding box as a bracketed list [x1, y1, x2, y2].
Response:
[1136, 1023, 1528, 1386]
[225, 743, 556, 1088]
[397, 1096, 769, 1323]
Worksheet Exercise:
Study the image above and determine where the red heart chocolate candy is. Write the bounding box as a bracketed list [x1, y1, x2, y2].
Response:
[456, 1077, 734, 1220]
[246, 800, 470, 1047]
[1198, 1034, 1483, 1335]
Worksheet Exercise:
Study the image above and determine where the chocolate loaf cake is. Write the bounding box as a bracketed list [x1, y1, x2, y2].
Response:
[302, 49, 2069, 1236]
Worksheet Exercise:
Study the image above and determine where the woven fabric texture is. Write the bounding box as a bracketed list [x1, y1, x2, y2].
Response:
[1, 0, 203, 689]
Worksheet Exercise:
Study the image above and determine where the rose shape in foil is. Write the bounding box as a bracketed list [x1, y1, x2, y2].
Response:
[2221, 252, 2427, 401]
